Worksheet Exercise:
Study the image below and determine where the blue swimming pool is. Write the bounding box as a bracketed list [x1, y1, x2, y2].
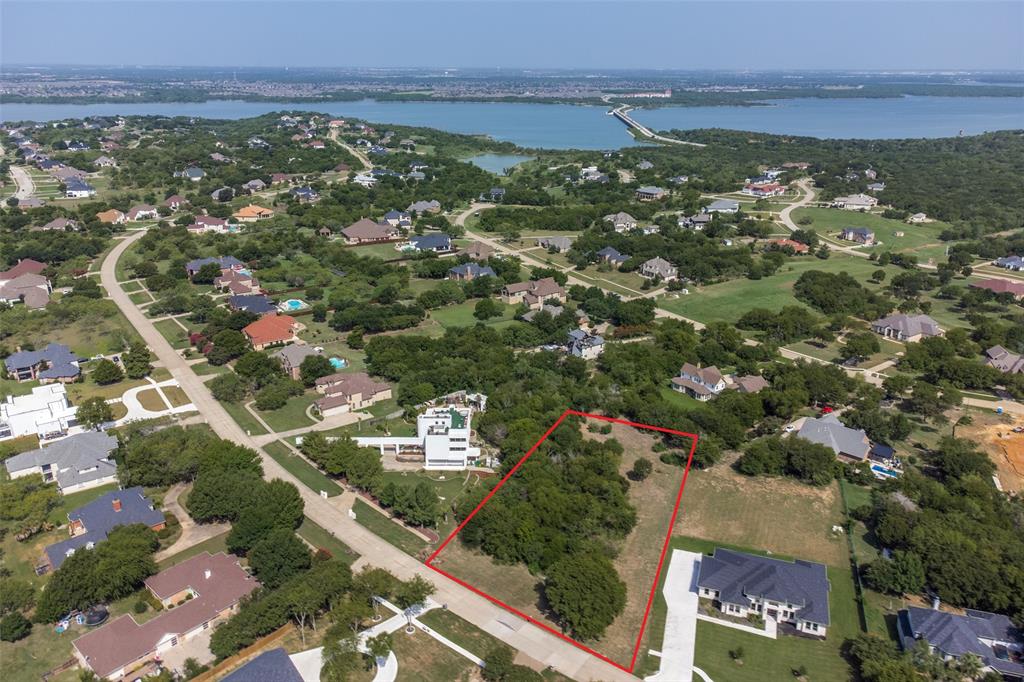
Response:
[282, 298, 306, 311]
[871, 464, 901, 479]
[329, 357, 347, 369]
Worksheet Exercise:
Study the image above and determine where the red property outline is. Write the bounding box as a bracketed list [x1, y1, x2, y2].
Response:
[425, 409, 698, 674]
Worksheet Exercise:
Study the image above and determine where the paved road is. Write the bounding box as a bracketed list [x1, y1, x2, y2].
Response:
[610, 105, 706, 148]
[9, 165, 35, 200]
[101, 231, 638, 682]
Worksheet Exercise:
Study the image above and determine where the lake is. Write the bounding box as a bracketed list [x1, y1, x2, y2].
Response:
[466, 153, 535, 175]
[0, 96, 1021, 149]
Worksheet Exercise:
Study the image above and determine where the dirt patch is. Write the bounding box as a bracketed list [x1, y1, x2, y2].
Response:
[675, 451, 848, 567]
[961, 415, 1024, 493]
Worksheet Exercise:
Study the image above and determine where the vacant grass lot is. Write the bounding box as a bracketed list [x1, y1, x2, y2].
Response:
[792, 207, 950, 263]
[352, 498, 428, 557]
[264, 440, 342, 497]
[428, 300, 517, 329]
[657, 255, 879, 324]
[153, 318, 191, 349]
[392, 628, 480, 682]
[297, 516, 358, 564]
[222, 399, 269, 436]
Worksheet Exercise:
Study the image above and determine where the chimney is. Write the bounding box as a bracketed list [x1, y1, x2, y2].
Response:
[204, 569, 212, 580]
[111, 498, 122, 512]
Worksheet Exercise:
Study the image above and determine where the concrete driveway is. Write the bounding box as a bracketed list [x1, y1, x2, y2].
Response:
[645, 549, 702, 682]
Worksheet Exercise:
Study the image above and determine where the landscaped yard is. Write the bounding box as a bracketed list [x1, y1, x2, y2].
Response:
[162, 385, 191, 408]
[153, 318, 191, 349]
[791, 207, 951, 264]
[428, 300, 517, 329]
[136, 388, 168, 411]
[264, 440, 342, 497]
[157, 532, 229, 570]
[297, 517, 359, 564]
[657, 255, 880, 324]
[352, 498, 428, 557]
[254, 393, 319, 432]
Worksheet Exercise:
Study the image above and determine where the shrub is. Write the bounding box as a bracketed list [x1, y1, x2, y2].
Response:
[0, 612, 32, 642]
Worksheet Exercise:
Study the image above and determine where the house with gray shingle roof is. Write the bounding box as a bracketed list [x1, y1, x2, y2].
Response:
[536, 236, 573, 252]
[698, 548, 831, 638]
[639, 256, 678, 281]
[448, 263, 496, 282]
[898, 607, 1024, 679]
[5, 432, 118, 494]
[870, 313, 943, 342]
[272, 345, 322, 381]
[4, 343, 80, 383]
[796, 413, 870, 461]
[984, 346, 1024, 375]
[671, 363, 725, 401]
[597, 246, 629, 268]
[704, 199, 740, 214]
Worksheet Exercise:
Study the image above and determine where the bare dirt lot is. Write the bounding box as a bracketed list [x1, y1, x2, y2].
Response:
[673, 451, 848, 567]
[961, 414, 1024, 493]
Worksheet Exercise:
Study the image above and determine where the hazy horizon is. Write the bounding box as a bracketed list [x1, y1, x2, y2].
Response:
[2, 1, 1022, 72]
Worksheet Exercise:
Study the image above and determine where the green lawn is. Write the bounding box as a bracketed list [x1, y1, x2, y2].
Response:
[352, 498, 427, 557]
[221, 400, 269, 436]
[658, 386, 702, 410]
[157, 532, 229, 570]
[255, 392, 320, 432]
[791, 208, 951, 261]
[657, 255, 880, 324]
[264, 440, 342, 496]
[428, 300, 517, 329]
[190, 361, 228, 376]
[48, 482, 122, 526]
[297, 517, 359, 564]
[0, 378, 39, 399]
[152, 318, 191, 349]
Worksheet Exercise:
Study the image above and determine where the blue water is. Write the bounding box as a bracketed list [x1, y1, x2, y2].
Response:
[282, 299, 305, 311]
[0, 96, 1020, 147]
[467, 153, 535, 175]
[329, 357, 347, 370]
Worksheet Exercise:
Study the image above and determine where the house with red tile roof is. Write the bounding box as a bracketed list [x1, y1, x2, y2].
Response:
[73, 552, 258, 680]
[242, 315, 303, 350]
[768, 238, 810, 254]
[970, 277, 1024, 300]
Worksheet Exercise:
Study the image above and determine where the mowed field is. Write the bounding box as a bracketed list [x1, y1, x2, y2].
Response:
[792, 207, 951, 263]
[657, 254, 879, 325]
[429, 418, 689, 669]
[673, 452, 848, 567]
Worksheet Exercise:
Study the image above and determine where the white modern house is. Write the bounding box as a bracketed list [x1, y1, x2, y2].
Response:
[355, 405, 481, 470]
[0, 384, 79, 442]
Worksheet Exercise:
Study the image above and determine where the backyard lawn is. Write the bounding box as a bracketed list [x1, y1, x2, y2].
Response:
[255, 392, 319, 432]
[264, 440, 343, 497]
[352, 498, 428, 557]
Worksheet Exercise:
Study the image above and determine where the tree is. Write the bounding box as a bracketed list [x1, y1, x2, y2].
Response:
[864, 550, 926, 596]
[474, 298, 501, 320]
[91, 358, 124, 385]
[192, 262, 222, 285]
[346, 329, 365, 349]
[208, 329, 248, 365]
[0, 578, 35, 616]
[394, 575, 434, 611]
[544, 553, 626, 640]
[952, 414, 974, 438]
[76, 397, 113, 429]
[122, 342, 152, 379]
[839, 332, 881, 364]
[209, 373, 247, 403]
[248, 528, 311, 589]
[320, 625, 362, 682]
[629, 457, 653, 481]
[0, 612, 31, 642]
[300, 354, 335, 387]
[365, 632, 393, 662]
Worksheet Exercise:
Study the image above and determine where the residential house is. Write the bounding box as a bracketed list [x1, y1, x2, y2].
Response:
[407, 233, 452, 253]
[839, 227, 876, 245]
[796, 413, 871, 461]
[907, 212, 928, 223]
[488, 187, 506, 201]
[163, 195, 189, 211]
[597, 246, 629, 268]
[635, 185, 667, 202]
[92, 155, 116, 168]
[462, 241, 494, 261]
[187, 215, 232, 235]
[64, 178, 96, 198]
[39, 217, 78, 231]
[290, 186, 319, 203]
[971, 278, 1024, 300]
[732, 375, 770, 394]
[45, 487, 166, 571]
[604, 212, 638, 232]
[242, 178, 266, 193]
[214, 269, 260, 295]
[897, 607, 1024, 680]
[210, 152, 232, 163]
[4, 343, 80, 383]
[994, 256, 1024, 271]
[0, 258, 49, 280]
[73, 552, 259, 680]
[501, 277, 567, 310]
[353, 173, 378, 188]
[127, 204, 159, 222]
[742, 183, 786, 197]
[871, 313, 944, 342]
[314, 372, 392, 417]
[5, 432, 118, 494]
[382, 210, 412, 228]
[317, 226, 333, 238]
[406, 171, 426, 181]
[698, 548, 831, 638]
[639, 256, 678, 281]
[407, 199, 441, 214]
[185, 256, 244, 278]
[341, 218, 398, 244]
[17, 198, 45, 210]
[679, 213, 713, 230]
[181, 166, 205, 182]
[354, 405, 479, 470]
[867, 182, 886, 192]
[272, 345, 323, 381]
[671, 363, 726, 401]
[768, 238, 810, 254]
[832, 193, 878, 210]
[0, 272, 51, 309]
[637, 159, 654, 170]
[448, 263, 496, 282]
[232, 204, 274, 222]
[536, 236, 573, 252]
[0, 384, 79, 442]
[704, 199, 739, 214]
[95, 208, 126, 224]
[222, 649, 304, 682]
[270, 173, 290, 185]
[242, 315, 303, 351]
[566, 329, 604, 360]
[669, 175, 689, 184]
[229, 294, 276, 316]
[984, 346, 1024, 375]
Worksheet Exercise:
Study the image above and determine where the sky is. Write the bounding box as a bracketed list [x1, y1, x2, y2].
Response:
[1, 1, 1022, 71]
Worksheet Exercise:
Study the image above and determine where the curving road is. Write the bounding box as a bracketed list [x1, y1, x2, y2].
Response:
[101, 231, 638, 682]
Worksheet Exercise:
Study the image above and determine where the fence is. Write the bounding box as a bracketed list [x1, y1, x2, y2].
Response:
[192, 623, 294, 682]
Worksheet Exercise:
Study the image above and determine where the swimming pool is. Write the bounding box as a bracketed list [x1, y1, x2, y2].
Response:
[280, 298, 307, 311]
[871, 464, 901, 479]
[329, 357, 347, 369]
